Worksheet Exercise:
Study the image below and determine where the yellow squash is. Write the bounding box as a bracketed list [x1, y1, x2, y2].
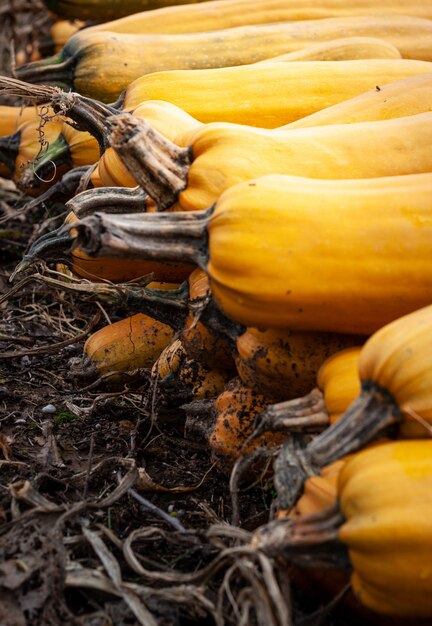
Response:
[318, 348, 362, 424]
[256, 441, 432, 618]
[304, 305, 432, 471]
[92, 100, 200, 188]
[109, 111, 432, 212]
[257, 37, 402, 63]
[285, 72, 432, 129]
[205, 174, 432, 333]
[121, 58, 431, 126]
[338, 441, 432, 617]
[80, 173, 432, 335]
[83, 0, 432, 34]
[0, 105, 54, 138]
[17, 16, 432, 101]
[0, 117, 98, 192]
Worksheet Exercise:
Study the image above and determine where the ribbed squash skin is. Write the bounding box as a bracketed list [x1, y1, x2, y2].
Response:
[206, 173, 432, 334]
[17, 16, 432, 101]
[83, 313, 174, 375]
[285, 72, 432, 129]
[59, 122, 99, 168]
[99, 69, 432, 187]
[83, 0, 432, 35]
[92, 100, 200, 188]
[235, 329, 359, 402]
[121, 59, 430, 128]
[288, 459, 348, 518]
[65, 212, 194, 282]
[338, 441, 432, 617]
[174, 112, 432, 211]
[318, 348, 362, 424]
[357, 304, 432, 437]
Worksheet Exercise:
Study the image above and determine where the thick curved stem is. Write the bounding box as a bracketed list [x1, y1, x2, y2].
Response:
[304, 383, 401, 469]
[66, 185, 147, 218]
[108, 113, 192, 211]
[73, 208, 211, 268]
[0, 76, 115, 153]
[252, 504, 350, 570]
[51, 92, 119, 152]
[16, 52, 76, 89]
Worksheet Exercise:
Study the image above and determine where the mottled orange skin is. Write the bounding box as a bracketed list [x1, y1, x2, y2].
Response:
[209, 378, 285, 466]
[235, 328, 359, 402]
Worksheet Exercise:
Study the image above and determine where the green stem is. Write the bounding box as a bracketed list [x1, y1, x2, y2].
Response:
[17, 134, 72, 191]
[16, 52, 76, 91]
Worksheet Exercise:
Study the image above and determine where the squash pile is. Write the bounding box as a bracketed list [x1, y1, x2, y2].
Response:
[3, 0, 432, 618]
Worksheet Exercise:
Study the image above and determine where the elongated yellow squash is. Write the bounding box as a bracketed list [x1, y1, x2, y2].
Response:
[0, 117, 99, 192]
[82, 0, 432, 33]
[257, 38, 402, 63]
[17, 16, 432, 102]
[109, 111, 432, 212]
[206, 174, 432, 334]
[0, 105, 55, 138]
[79, 173, 432, 336]
[120, 58, 430, 127]
[285, 72, 432, 129]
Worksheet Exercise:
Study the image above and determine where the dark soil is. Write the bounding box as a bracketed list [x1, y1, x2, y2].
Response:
[0, 181, 370, 626]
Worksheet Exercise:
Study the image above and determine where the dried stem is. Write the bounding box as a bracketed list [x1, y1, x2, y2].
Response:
[252, 504, 349, 570]
[66, 185, 147, 218]
[108, 114, 192, 210]
[304, 383, 402, 468]
[253, 388, 329, 438]
[73, 209, 211, 268]
[0, 76, 117, 152]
